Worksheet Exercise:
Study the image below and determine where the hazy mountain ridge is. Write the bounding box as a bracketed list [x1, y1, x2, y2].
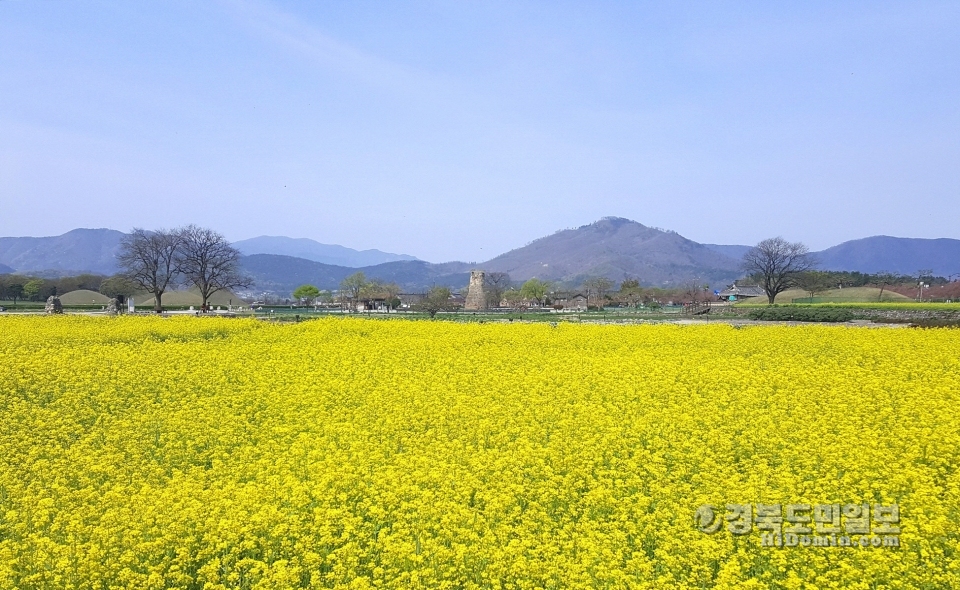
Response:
[481, 217, 744, 286]
[3, 223, 960, 294]
[0, 228, 126, 275]
[703, 244, 753, 260]
[815, 236, 960, 276]
[232, 236, 419, 267]
[238, 255, 471, 294]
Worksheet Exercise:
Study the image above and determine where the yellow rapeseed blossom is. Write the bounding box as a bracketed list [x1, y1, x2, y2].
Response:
[0, 316, 958, 588]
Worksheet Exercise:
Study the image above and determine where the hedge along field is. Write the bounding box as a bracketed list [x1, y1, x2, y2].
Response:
[0, 317, 958, 589]
[734, 301, 960, 311]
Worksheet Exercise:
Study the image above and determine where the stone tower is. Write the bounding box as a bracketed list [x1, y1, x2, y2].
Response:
[464, 270, 488, 310]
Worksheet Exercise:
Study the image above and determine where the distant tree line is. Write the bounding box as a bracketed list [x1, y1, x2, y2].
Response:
[0, 272, 137, 306]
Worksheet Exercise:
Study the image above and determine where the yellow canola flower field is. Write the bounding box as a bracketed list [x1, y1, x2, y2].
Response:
[0, 316, 958, 589]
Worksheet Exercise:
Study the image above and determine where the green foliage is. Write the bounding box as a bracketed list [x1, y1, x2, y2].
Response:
[748, 307, 855, 322]
[3, 281, 25, 304]
[520, 278, 549, 306]
[417, 286, 453, 318]
[22, 279, 44, 301]
[746, 269, 944, 288]
[738, 301, 960, 311]
[292, 284, 321, 303]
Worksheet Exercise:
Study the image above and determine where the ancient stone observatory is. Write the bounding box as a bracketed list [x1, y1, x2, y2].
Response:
[464, 270, 488, 311]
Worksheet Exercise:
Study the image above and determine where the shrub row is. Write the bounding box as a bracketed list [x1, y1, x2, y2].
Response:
[748, 307, 856, 322]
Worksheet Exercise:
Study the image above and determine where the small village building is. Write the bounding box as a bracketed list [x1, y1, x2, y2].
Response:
[398, 293, 424, 308]
[551, 291, 588, 310]
[357, 298, 388, 311]
[717, 284, 765, 302]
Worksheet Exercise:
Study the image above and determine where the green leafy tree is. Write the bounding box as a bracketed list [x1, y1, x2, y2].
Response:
[417, 286, 452, 318]
[292, 284, 321, 305]
[22, 279, 43, 302]
[5, 281, 24, 306]
[520, 278, 549, 307]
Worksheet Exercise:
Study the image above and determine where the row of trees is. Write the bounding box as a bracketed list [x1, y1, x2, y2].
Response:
[0, 273, 138, 306]
[118, 226, 250, 312]
[289, 273, 403, 309]
[0, 275, 49, 305]
[338, 272, 402, 310]
[490, 276, 680, 310]
[291, 274, 453, 318]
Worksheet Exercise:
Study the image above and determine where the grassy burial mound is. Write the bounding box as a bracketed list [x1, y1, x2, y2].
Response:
[135, 288, 245, 308]
[744, 287, 915, 304]
[57, 289, 113, 305]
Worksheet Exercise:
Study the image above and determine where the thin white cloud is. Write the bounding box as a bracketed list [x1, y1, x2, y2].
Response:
[218, 0, 446, 103]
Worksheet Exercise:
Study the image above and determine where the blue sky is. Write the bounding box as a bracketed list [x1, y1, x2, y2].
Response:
[2, 1, 958, 262]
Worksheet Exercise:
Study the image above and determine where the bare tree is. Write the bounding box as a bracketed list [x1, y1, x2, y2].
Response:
[484, 272, 511, 308]
[795, 271, 833, 300]
[339, 271, 368, 311]
[177, 225, 251, 311]
[741, 237, 815, 304]
[618, 277, 644, 308]
[502, 288, 527, 312]
[117, 228, 183, 312]
[681, 280, 709, 304]
[872, 271, 899, 302]
[583, 277, 613, 309]
[381, 281, 401, 310]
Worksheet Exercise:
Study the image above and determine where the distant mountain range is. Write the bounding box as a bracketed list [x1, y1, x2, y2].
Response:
[815, 236, 960, 276]
[705, 236, 960, 277]
[483, 217, 741, 286]
[0, 228, 126, 276]
[703, 244, 753, 260]
[232, 235, 418, 267]
[241, 255, 471, 294]
[2, 222, 959, 294]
